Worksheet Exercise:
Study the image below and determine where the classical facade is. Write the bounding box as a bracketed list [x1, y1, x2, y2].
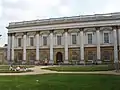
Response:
[0, 45, 7, 64]
[6, 12, 120, 65]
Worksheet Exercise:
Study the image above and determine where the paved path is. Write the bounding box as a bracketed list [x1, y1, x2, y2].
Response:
[0, 66, 120, 76]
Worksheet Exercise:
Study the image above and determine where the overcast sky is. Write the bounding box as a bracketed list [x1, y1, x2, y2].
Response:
[0, 0, 120, 46]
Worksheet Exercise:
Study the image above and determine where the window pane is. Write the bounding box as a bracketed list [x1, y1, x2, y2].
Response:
[30, 37, 34, 46]
[88, 34, 92, 44]
[104, 33, 109, 43]
[57, 36, 61, 45]
[43, 36, 47, 45]
[18, 38, 21, 47]
[72, 35, 76, 44]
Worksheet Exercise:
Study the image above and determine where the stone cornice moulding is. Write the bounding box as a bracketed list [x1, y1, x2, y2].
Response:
[8, 20, 120, 33]
[7, 12, 120, 29]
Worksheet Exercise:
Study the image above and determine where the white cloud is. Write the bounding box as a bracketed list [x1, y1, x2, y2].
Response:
[58, 5, 71, 16]
[104, 0, 120, 13]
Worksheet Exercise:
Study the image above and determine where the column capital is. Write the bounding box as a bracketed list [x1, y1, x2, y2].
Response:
[36, 31, 40, 34]
[112, 26, 118, 30]
[8, 33, 12, 36]
[79, 28, 84, 31]
[117, 26, 120, 29]
[64, 29, 69, 32]
[12, 33, 16, 36]
[49, 30, 54, 33]
[23, 32, 27, 35]
[95, 27, 100, 30]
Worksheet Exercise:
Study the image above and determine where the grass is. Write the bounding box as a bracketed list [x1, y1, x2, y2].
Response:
[0, 74, 119, 90]
[42, 65, 115, 72]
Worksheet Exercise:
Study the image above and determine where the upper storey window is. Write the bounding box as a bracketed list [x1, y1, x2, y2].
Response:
[30, 37, 34, 46]
[43, 36, 47, 46]
[104, 33, 109, 43]
[72, 35, 77, 44]
[18, 38, 21, 47]
[57, 35, 61, 45]
[88, 34, 92, 44]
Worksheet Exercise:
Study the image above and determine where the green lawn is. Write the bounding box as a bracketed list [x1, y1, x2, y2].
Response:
[42, 65, 115, 72]
[0, 74, 119, 90]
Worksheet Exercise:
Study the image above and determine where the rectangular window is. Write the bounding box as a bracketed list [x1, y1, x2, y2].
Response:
[88, 34, 92, 44]
[57, 36, 61, 45]
[88, 51, 93, 60]
[30, 37, 34, 46]
[103, 51, 110, 61]
[18, 38, 21, 47]
[72, 35, 77, 44]
[104, 33, 109, 43]
[43, 36, 47, 46]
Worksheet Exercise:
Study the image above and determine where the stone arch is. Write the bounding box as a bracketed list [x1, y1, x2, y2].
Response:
[56, 52, 63, 64]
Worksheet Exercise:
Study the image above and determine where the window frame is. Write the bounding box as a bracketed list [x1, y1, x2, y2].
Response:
[18, 38, 22, 47]
[104, 32, 109, 44]
[57, 35, 62, 45]
[43, 36, 47, 46]
[72, 34, 77, 45]
[88, 33, 92, 44]
[30, 37, 34, 46]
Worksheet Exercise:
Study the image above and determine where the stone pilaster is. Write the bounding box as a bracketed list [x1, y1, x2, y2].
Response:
[7, 33, 12, 62]
[23, 32, 27, 61]
[79, 28, 85, 64]
[36, 31, 40, 61]
[49, 30, 54, 64]
[96, 27, 101, 64]
[112, 26, 118, 63]
[64, 29, 69, 64]
[118, 26, 120, 50]
[11, 33, 15, 61]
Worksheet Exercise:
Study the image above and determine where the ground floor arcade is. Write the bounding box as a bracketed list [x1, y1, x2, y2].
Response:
[9, 46, 119, 65]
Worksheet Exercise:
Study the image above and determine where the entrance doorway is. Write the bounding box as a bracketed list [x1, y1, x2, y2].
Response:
[56, 52, 63, 64]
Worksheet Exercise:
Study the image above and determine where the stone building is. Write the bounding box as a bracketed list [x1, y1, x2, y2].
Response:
[6, 12, 120, 65]
[0, 44, 7, 64]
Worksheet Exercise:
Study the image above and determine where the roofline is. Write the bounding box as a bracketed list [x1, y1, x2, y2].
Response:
[7, 12, 120, 29]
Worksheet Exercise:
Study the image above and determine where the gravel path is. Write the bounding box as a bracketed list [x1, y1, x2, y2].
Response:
[0, 66, 119, 76]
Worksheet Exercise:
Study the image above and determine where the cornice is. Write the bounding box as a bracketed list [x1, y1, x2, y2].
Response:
[7, 12, 120, 29]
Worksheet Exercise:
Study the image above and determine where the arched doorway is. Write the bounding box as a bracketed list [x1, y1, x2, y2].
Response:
[56, 52, 63, 64]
